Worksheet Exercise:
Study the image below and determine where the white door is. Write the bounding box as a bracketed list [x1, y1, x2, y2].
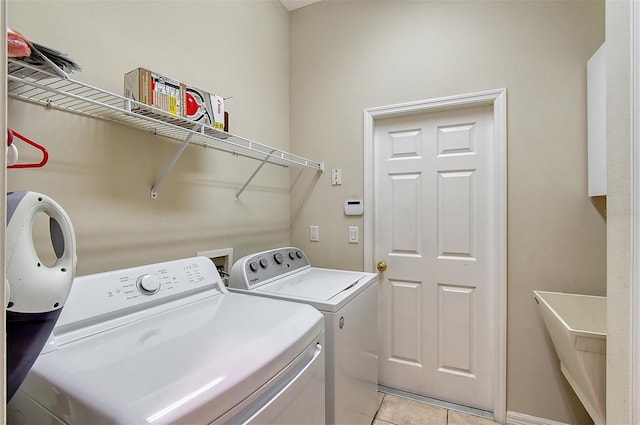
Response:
[373, 104, 496, 411]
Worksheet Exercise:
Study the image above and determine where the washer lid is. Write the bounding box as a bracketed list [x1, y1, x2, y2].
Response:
[19, 293, 324, 425]
[256, 268, 370, 301]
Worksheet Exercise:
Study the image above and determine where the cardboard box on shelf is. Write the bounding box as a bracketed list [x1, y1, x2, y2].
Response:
[183, 86, 212, 125]
[183, 86, 226, 130]
[211, 94, 226, 130]
[125, 67, 228, 131]
[124, 67, 184, 117]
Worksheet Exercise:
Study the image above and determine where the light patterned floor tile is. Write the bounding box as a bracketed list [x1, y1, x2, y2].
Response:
[447, 410, 498, 425]
[375, 393, 447, 425]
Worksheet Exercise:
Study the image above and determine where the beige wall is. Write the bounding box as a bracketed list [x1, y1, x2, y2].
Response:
[7, 1, 292, 275]
[289, 1, 605, 423]
[605, 0, 632, 424]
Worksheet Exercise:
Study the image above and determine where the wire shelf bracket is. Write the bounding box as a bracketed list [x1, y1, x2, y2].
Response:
[7, 58, 325, 199]
[151, 128, 197, 199]
[235, 149, 276, 202]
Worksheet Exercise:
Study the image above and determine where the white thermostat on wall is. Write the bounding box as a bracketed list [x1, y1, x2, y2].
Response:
[344, 199, 364, 216]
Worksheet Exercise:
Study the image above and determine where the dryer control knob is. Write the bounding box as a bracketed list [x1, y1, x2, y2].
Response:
[137, 274, 160, 295]
[249, 262, 259, 272]
[274, 253, 284, 264]
[289, 251, 297, 260]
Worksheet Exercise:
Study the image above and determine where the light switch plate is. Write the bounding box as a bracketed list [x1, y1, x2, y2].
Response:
[310, 225, 319, 242]
[348, 226, 359, 244]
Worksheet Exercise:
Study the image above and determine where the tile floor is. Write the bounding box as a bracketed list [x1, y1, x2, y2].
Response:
[372, 393, 500, 425]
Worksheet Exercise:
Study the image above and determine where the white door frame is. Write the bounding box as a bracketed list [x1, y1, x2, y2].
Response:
[632, 0, 640, 422]
[363, 88, 507, 423]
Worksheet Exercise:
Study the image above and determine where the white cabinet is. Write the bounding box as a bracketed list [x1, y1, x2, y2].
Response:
[588, 42, 606, 197]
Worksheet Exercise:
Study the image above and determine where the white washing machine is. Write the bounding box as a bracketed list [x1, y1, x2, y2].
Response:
[7, 256, 325, 425]
[229, 247, 378, 425]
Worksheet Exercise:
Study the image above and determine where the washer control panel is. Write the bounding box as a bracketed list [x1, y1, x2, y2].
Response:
[229, 247, 310, 289]
[55, 256, 223, 333]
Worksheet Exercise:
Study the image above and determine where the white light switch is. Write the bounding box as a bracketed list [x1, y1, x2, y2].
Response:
[332, 169, 342, 186]
[310, 225, 319, 242]
[349, 226, 359, 244]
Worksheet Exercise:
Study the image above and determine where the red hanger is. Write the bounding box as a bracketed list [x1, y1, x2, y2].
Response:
[7, 129, 49, 169]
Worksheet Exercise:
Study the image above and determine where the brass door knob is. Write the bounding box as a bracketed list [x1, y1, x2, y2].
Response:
[377, 261, 387, 272]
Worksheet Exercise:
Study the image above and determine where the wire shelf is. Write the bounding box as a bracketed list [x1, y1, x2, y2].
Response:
[7, 59, 324, 198]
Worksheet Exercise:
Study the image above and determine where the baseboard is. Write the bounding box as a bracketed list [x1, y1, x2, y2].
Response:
[506, 411, 569, 425]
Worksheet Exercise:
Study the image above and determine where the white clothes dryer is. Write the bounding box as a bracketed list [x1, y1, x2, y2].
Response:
[229, 247, 378, 425]
[7, 256, 325, 425]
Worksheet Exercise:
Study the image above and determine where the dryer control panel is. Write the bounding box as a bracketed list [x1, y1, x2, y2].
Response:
[229, 247, 310, 290]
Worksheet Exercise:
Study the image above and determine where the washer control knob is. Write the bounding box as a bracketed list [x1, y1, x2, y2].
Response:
[259, 259, 268, 269]
[137, 274, 160, 295]
[274, 253, 284, 264]
[296, 250, 303, 259]
[289, 251, 297, 260]
[249, 262, 259, 272]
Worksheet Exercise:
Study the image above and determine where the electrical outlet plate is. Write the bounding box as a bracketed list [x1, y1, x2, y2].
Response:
[331, 168, 342, 186]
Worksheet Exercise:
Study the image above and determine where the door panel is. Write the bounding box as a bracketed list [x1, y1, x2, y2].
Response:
[438, 284, 474, 375]
[390, 129, 422, 159]
[390, 173, 422, 254]
[438, 170, 474, 258]
[375, 105, 494, 411]
[389, 279, 422, 365]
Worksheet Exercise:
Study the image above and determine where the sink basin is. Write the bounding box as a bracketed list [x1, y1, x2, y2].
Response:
[533, 290, 606, 425]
